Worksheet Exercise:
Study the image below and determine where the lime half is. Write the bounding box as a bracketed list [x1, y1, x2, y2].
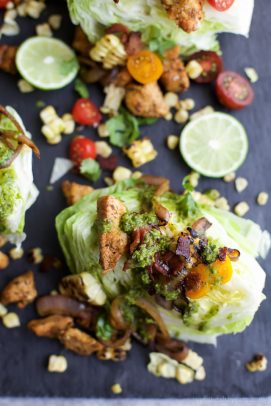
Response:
[180, 112, 249, 178]
[16, 37, 79, 90]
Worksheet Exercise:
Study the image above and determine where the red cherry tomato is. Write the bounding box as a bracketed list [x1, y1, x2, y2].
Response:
[215, 71, 254, 110]
[72, 98, 102, 126]
[0, 0, 10, 8]
[188, 51, 223, 83]
[208, 0, 235, 11]
[69, 136, 96, 166]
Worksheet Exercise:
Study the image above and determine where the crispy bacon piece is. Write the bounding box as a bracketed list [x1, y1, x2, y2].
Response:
[219, 247, 240, 262]
[130, 226, 151, 254]
[96, 154, 118, 171]
[125, 32, 144, 56]
[176, 233, 191, 261]
[0, 44, 17, 74]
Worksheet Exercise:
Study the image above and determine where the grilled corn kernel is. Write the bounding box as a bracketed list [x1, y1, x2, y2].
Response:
[185, 60, 203, 79]
[2, 312, 20, 328]
[28, 248, 43, 264]
[164, 92, 179, 108]
[48, 14, 62, 30]
[0, 252, 9, 270]
[223, 172, 236, 183]
[215, 197, 230, 211]
[95, 141, 112, 158]
[104, 177, 114, 186]
[113, 166, 132, 183]
[234, 201, 250, 217]
[164, 112, 173, 121]
[180, 98, 195, 111]
[123, 138, 157, 168]
[49, 117, 66, 134]
[190, 106, 214, 121]
[17, 79, 34, 93]
[47, 134, 62, 145]
[102, 85, 125, 115]
[0, 303, 7, 317]
[40, 106, 57, 124]
[244, 67, 259, 83]
[48, 355, 68, 373]
[175, 109, 189, 124]
[26, 1, 46, 19]
[17, 4, 27, 17]
[62, 119, 75, 135]
[1, 21, 19, 36]
[157, 362, 176, 378]
[257, 192, 269, 206]
[98, 123, 109, 138]
[4, 9, 17, 23]
[175, 364, 194, 384]
[111, 384, 122, 394]
[195, 366, 206, 381]
[235, 177, 248, 193]
[9, 247, 24, 260]
[167, 135, 179, 150]
[36, 23, 52, 37]
[90, 34, 127, 69]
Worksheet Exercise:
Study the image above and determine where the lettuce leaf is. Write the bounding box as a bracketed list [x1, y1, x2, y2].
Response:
[67, 0, 254, 56]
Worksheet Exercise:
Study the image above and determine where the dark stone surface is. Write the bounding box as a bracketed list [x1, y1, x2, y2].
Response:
[0, 0, 270, 398]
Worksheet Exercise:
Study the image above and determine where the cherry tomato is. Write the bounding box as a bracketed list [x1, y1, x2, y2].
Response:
[188, 51, 223, 83]
[69, 136, 96, 166]
[127, 50, 163, 84]
[0, 0, 10, 8]
[215, 71, 254, 110]
[208, 0, 235, 11]
[72, 98, 102, 126]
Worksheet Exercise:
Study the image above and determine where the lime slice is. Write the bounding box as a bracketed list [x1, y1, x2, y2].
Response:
[16, 37, 79, 90]
[180, 112, 249, 178]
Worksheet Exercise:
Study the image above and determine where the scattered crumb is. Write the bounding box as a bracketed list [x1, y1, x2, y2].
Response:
[246, 354, 267, 372]
[48, 355, 68, 373]
[111, 383, 122, 394]
[167, 135, 179, 150]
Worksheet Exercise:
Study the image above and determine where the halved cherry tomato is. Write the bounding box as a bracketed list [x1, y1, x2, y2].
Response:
[69, 136, 96, 167]
[185, 256, 233, 299]
[127, 50, 163, 84]
[0, 0, 10, 8]
[188, 51, 223, 83]
[215, 71, 254, 110]
[72, 98, 102, 126]
[208, 0, 235, 11]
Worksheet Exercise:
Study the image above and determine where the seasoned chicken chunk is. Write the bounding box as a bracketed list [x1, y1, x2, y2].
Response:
[62, 180, 94, 206]
[1, 271, 37, 308]
[0, 45, 17, 74]
[59, 327, 103, 356]
[97, 195, 128, 273]
[125, 82, 169, 118]
[160, 46, 190, 93]
[161, 0, 204, 33]
[28, 315, 73, 339]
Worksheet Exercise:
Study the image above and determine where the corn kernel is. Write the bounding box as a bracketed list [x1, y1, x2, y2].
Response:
[2, 312, 20, 328]
[188, 171, 200, 188]
[9, 247, 24, 260]
[181, 98, 195, 111]
[164, 92, 179, 108]
[0, 303, 8, 317]
[95, 141, 112, 158]
[17, 4, 27, 17]
[40, 106, 57, 124]
[98, 123, 109, 138]
[113, 166, 132, 183]
[111, 384, 122, 394]
[62, 120, 75, 135]
[257, 192, 269, 206]
[164, 112, 173, 121]
[167, 135, 179, 150]
[36, 23, 52, 37]
[235, 177, 248, 193]
[1, 21, 19, 36]
[185, 60, 203, 79]
[49, 117, 66, 134]
[234, 201, 250, 217]
[223, 172, 236, 183]
[175, 109, 189, 124]
[123, 138, 157, 168]
[215, 197, 230, 211]
[48, 355, 68, 373]
[26, 1, 46, 19]
[47, 135, 62, 145]
[4, 9, 17, 23]
[17, 79, 34, 93]
[244, 67, 259, 83]
[48, 14, 62, 30]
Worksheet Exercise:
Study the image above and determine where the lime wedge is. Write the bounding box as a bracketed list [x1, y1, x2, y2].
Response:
[16, 37, 79, 90]
[180, 112, 249, 178]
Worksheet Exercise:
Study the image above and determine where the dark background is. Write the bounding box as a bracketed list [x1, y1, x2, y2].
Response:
[0, 0, 270, 398]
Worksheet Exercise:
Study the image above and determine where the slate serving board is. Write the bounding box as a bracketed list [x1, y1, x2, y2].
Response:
[0, 0, 270, 398]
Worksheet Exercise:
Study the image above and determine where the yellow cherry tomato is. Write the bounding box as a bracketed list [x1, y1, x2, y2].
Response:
[127, 50, 164, 84]
[210, 255, 233, 285]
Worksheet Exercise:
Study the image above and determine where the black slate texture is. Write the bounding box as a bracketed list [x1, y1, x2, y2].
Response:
[0, 0, 270, 398]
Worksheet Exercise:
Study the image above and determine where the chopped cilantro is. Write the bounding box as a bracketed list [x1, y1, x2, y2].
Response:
[74, 78, 89, 98]
[96, 313, 114, 341]
[120, 211, 158, 234]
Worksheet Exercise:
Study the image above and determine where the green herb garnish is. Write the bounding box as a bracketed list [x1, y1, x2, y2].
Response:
[80, 158, 101, 182]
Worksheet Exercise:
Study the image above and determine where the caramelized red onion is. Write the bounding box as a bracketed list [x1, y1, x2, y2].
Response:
[176, 234, 191, 261]
[134, 297, 169, 337]
[219, 247, 240, 262]
[109, 296, 131, 330]
[153, 200, 170, 225]
[191, 217, 212, 236]
[155, 333, 188, 362]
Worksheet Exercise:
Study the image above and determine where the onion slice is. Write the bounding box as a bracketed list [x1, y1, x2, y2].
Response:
[134, 297, 169, 338]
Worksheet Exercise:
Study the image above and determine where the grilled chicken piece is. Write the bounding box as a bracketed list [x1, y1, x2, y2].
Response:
[1, 271, 37, 308]
[72, 27, 93, 57]
[59, 327, 103, 356]
[62, 180, 94, 206]
[125, 82, 169, 118]
[28, 315, 73, 339]
[160, 46, 190, 93]
[97, 195, 128, 273]
[161, 0, 204, 33]
[0, 45, 17, 74]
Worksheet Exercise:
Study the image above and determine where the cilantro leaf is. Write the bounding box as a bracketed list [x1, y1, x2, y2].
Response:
[182, 175, 194, 192]
[80, 158, 101, 182]
[96, 314, 114, 341]
[74, 78, 89, 98]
